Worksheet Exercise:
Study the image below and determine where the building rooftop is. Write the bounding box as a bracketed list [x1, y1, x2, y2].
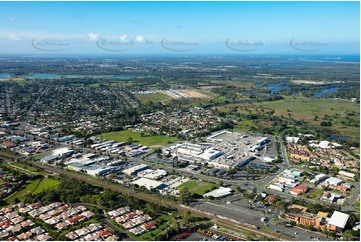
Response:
[203, 186, 232, 198]
[328, 211, 349, 229]
[131, 178, 164, 190]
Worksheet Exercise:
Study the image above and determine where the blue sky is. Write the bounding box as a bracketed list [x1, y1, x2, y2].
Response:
[0, 1, 359, 54]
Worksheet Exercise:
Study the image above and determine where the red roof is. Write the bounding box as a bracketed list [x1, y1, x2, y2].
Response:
[30, 203, 42, 208]
[98, 230, 112, 237]
[293, 185, 308, 192]
[125, 212, 137, 219]
[142, 222, 156, 230]
[60, 204, 71, 211]
[0, 220, 11, 227]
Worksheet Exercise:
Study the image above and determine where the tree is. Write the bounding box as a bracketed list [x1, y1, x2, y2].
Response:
[178, 187, 192, 204]
[126, 137, 133, 144]
[181, 210, 192, 227]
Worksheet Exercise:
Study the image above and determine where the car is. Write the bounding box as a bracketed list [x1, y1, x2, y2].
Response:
[294, 232, 298, 235]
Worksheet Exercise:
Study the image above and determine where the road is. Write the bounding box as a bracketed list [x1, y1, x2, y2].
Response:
[29, 161, 292, 241]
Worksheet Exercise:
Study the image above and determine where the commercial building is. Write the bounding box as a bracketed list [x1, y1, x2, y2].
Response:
[338, 171, 356, 179]
[282, 169, 302, 178]
[131, 178, 165, 191]
[52, 147, 73, 157]
[203, 187, 233, 198]
[123, 164, 149, 176]
[310, 174, 327, 184]
[325, 177, 343, 187]
[327, 211, 350, 232]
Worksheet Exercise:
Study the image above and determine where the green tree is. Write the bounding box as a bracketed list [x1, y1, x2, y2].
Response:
[127, 137, 133, 144]
[178, 187, 192, 204]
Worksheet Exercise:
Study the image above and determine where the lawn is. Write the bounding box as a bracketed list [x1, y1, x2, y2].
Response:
[11, 162, 39, 172]
[178, 180, 218, 195]
[98, 130, 177, 147]
[134, 92, 171, 105]
[134, 214, 173, 241]
[308, 188, 324, 199]
[32, 178, 61, 194]
[5, 179, 41, 203]
[5, 177, 60, 204]
[0, 150, 19, 159]
[354, 200, 360, 211]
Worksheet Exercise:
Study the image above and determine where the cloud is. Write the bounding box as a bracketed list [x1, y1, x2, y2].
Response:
[135, 35, 150, 44]
[119, 35, 129, 43]
[9, 34, 29, 41]
[87, 32, 100, 41]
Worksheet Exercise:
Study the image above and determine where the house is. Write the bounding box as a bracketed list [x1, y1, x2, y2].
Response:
[55, 222, 69, 231]
[98, 229, 112, 238]
[325, 177, 343, 187]
[264, 195, 278, 204]
[65, 231, 78, 240]
[141, 222, 156, 231]
[335, 185, 348, 193]
[290, 185, 308, 196]
[328, 211, 350, 232]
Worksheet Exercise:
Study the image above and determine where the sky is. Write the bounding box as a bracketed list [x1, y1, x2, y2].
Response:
[0, 1, 359, 55]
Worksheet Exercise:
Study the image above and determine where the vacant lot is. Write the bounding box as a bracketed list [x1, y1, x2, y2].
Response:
[260, 96, 360, 141]
[5, 177, 60, 204]
[178, 180, 218, 195]
[178, 89, 210, 99]
[99, 130, 177, 147]
[32, 178, 61, 194]
[135, 92, 171, 105]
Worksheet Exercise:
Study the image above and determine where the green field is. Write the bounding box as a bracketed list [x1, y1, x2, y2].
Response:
[5, 178, 60, 204]
[134, 92, 171, 105]
[178, 180, 218, 195]
[308, 188, 324, 199]
[354, 200, 360, 211]
[32, 178, 61, 194]
[5, 179, 41, 203]
[259, 96, 360, 141]
[134, 214, 173, 241]
[98, 130, 177, 147]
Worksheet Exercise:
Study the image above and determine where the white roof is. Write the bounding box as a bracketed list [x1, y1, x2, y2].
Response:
[262, 157, 275, 163]
[131, 178, 164, 190]
[286, 136, 300, 144]
[326, 177, 343, 185]
[328, 211, 349, 229]
[203, 187, 232, 198]
[52, 147, 72, 155]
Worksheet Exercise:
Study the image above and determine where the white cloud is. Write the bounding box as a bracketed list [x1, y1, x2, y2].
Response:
[119, 35, 129, 43]
[135, 35, 147, 43]
[87, 32, 100, 41]
[8, 34, 29, 41]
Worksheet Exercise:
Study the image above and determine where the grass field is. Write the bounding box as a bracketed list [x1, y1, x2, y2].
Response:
[135, 214, 173, 241]
[5, 179, 41, 203]
[134, 92, 171, 105]
[0, 150, 19, 159]
[5, 177, 60, 204]
[259, 96, 360, 141]
[98, 130, 177, 147]
[178, 180, 218, 195]
[354, 200, 360, 211]
[32, 178, 61, 194]
[308, 188, 324, 199]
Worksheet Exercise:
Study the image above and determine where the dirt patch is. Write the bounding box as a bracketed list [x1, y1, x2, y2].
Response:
[178, 89, 210, 99]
